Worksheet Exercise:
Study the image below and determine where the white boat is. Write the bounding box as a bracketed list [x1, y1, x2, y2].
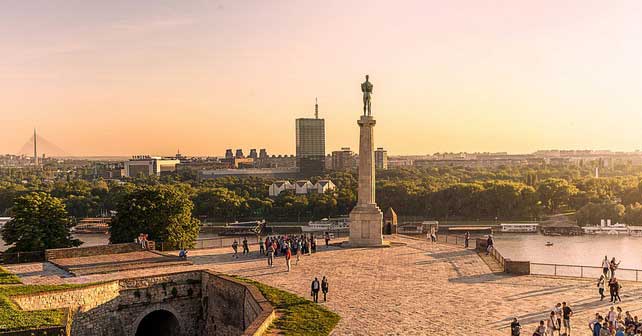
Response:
[301, 217, 349, 233]
[583, 220, 630, 235]
[500, 223, 539, 233]
[627, 226, 642, 236]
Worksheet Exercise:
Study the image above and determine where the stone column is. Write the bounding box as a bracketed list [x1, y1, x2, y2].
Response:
[348, 115, 385, 247]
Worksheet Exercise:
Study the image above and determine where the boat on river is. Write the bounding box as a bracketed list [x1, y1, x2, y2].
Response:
[582, 220, 634, 235]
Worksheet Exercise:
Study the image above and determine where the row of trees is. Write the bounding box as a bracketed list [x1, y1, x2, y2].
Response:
[1, 185, 200, 253]
[1, 164, 642, 224]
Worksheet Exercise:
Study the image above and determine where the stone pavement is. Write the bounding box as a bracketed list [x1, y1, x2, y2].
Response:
[5, 236, 642, 335]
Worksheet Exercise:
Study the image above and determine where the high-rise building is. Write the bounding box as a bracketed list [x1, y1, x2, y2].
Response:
[375, 147, 388, 170]
[248, 149, 258, 159]
[332, 147, 356, 170]
[235, 149, 245, 158]
[259, 149, 268, 159]
[295, 99, 325, 176]
[225, 149, 233, 159]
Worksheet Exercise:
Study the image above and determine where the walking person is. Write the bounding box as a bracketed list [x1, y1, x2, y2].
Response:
[610, 277, 622, 303]
[324, 232, 330, 248]
[602, 256, 610, 278]
[321, 276, 329, 302]
[562, 302, 573, 336]
[610, 257, 620, 278]
[553, 303, 562, 335]
[295, 242, 302, 265]
[259, 238, 265, 256]
[597, 274, 606, 300]
[464, 231, 470, 248]
[486, 235, 494, 255]
[311, 277, 320, 303]
[511, 317, 522, 336]
[285, 246, 292, 272]
[547, 311, 559, 336]
[232, 240, 239, 258]
[242, 237, 249, 255]
[267, 241, 274, 267]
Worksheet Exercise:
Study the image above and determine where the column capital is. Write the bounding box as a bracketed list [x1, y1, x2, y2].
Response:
[357, 115, 376, 126]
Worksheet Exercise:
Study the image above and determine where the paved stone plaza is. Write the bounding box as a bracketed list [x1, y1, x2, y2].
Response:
[6, 236, 642, 335]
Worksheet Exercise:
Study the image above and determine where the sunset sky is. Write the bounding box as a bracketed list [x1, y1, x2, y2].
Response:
[2, 0, 642, 156]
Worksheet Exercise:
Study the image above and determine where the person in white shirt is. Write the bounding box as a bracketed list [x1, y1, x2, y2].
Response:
[602, 256, 610, 278]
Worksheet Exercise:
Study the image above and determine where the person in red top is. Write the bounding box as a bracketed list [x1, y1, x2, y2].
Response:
[285, 246, 292, 272]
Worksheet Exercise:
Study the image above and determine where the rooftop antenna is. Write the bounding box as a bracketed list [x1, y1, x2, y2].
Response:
[314, 97, 319, 119]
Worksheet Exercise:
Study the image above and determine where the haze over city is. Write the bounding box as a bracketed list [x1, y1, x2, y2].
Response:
[2, 0, 642, 156]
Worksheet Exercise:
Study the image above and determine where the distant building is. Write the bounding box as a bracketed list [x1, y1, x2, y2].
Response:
[296, 100, 326, 176]
[375, 147, 388, 170]
[294, 180, 315, 194]
[259, 149, 268, 159]
[248, 149, 258, 159]
[331, 147, 356, 170]
[269, 180, 295, 197]
[198, 167, 299, 180]
[235, 149, 245, 158]
[314, 179, 336, 194]
[124, 156, 180, 177]
[225, 149, 234, 159]
[268, 179, 336, 197]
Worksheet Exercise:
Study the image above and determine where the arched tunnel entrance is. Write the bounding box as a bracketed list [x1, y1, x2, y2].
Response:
[135, 309, 181, 336]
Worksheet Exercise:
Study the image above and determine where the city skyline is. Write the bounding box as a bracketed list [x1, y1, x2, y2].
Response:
[2, 1, 642, 156]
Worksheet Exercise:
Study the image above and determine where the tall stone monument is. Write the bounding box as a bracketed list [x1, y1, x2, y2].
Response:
[349, 75, 386, 247]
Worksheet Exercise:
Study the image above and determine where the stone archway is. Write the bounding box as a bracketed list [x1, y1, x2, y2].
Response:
[135, 309, 181, 336]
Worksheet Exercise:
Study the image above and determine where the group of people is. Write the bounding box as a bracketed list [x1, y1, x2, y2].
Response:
[512, 302, 574, 336]
[135, 233, 150, 249]
[310, 276, 329, 303]
[230, 234, 329, 272]
[589, 307, 642, 335]
[598, 256, 623, 303]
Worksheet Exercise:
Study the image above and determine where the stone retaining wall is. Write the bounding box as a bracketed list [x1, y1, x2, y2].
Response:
[8, 270, 275, 336]
[201, 271, 275, 336]
[45, 243, 145, 260]
[11, 282, 120, 312]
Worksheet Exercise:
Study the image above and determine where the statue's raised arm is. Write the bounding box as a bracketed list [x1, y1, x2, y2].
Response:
[361, 74, 373, 116]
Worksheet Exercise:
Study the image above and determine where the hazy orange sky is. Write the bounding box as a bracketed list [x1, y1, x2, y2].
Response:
[2, 0, 642, 156]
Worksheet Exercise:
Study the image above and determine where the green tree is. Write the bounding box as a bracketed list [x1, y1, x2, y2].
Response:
[575, 202, 625, 226]
[109, 185, 200, 249]
[537, 178, 578, 212]
[624, 203, 642, 225]
[1, 192, 81, 252]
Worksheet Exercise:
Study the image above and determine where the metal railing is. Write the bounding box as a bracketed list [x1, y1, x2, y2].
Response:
[489, 246, 505, 269]
[436, 233, 476, 249]
[531, 263, 642, 282]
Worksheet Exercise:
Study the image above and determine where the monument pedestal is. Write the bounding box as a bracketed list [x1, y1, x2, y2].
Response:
[347, 114, 386, 247]
[349, 204, 384, 247]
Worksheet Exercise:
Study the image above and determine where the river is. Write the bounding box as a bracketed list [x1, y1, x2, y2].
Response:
[494, 233, 642, 269]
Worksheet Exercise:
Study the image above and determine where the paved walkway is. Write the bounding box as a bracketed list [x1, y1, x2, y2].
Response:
[5, 236, 642, 335]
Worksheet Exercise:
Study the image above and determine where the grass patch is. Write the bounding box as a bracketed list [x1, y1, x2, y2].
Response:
[0, 267, 20, 285]
[234, 276, 340, 336]
[0, 283, 93, 332]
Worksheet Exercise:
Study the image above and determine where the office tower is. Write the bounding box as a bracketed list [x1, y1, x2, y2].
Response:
[375, 147, 388, 170]
[295, 99, 325, 176]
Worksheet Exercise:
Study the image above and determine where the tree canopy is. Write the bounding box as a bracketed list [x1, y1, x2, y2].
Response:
[109, 184, 200, 249]
[1, 192, 81, 252]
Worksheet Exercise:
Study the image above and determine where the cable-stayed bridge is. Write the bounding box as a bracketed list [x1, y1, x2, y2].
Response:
[17, 130, 68, 157]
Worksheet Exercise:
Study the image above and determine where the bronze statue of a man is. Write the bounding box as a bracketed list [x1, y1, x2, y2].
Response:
[361, 74, 373, 116]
